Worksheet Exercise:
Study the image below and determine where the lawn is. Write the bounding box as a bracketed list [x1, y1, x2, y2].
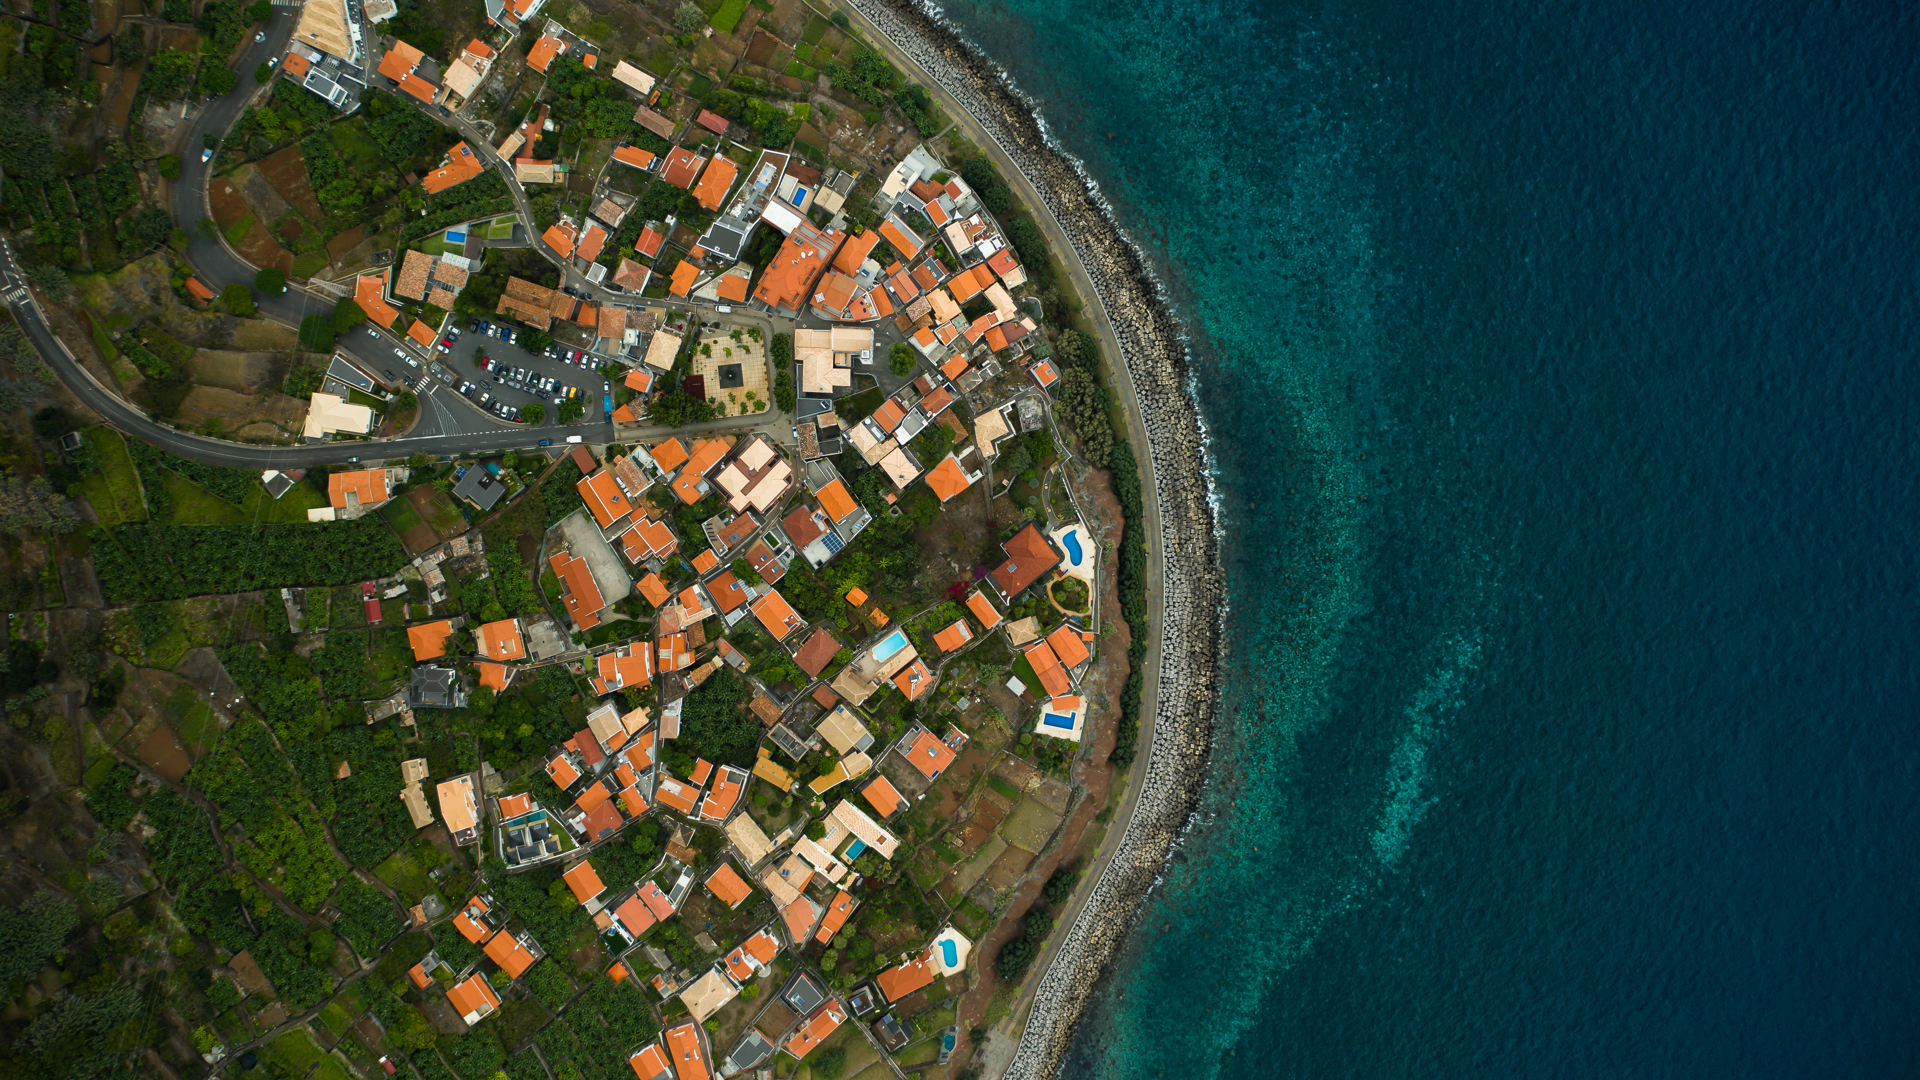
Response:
[224, 214, 255, 247]
[264, 1029, 325, 1073]
[311, 1054, 355, 1080]
[486, 215, 519, 240]
[380, 499, 424, 534]
[161, 472, 250, 525]
[317, 1000, 355, 1036]
[292, 252, 329, 278]
[242, 478, 329, 522]
[420, 489, 466, 532]
[709, 0, 749, 33]
[801, 14, 829, 43]
[73, 426, 147, 525]
[373, 849, 434, 903]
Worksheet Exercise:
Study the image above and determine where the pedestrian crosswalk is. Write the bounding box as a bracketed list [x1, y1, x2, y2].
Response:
[3, 287, 26, 304]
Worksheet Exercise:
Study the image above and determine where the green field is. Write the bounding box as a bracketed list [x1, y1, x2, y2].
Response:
[291, 252, 329, 278]
[486, 215, 519, 240]
[381, 499, 423, 534]
[178, 701, 220, 753]
[73, 427, 148, 525]
[264, 1029, 324, 1073]
[802, 14, 829, 43]
[223, 214, 255, 247]
[162, 472, 250, 525]
[710, 0, 749, 32]
[241, 478, 329, 523]
[317, 1000, 354, 1036]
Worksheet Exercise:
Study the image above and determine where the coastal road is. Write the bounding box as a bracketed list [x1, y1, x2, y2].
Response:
[842, 0, 1172, 1051]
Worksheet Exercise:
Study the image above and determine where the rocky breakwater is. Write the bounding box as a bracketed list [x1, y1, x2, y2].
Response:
[845, 1, 1226, 1077]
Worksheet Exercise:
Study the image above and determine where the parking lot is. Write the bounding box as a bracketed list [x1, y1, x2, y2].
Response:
[385, 321, 614, 428]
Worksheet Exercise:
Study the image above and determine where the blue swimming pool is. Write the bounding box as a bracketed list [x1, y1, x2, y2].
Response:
[939, 939, 958, 967]
[845, 839, 867, 860]
[873, 629, 908, 662]
[1041, 712, 1076, 730]
[445, 229, 467, 243]
[1061, 527, 1083, 564]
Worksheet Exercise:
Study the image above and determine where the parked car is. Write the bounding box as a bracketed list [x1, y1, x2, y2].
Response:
[200, 148, 213, 162]
[538, 439, 553, 446]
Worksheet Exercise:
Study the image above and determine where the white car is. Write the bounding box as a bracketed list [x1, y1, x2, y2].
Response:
[255, 31, 266, 43]
[201, 149, 214, 162]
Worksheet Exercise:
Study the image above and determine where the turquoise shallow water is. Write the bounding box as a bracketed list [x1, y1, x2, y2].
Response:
[936, 0, 1920, 1075]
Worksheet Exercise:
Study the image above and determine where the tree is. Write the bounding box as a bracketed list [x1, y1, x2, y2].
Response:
[673, 2, 705, 32]
[254, 62, 272, 84]
[297, 316, 335, 352]
[221, 284, 254, 315]
[158, 154, 181, 179]
[248, 0, 271, 22]
[519, 402, 544, 425]
[0, 475, 80, 534]
[196, 217, 217, 240]
[256, 267, 286, 294]
[888, 342, 916, 376]
[26, 264, 71, 302]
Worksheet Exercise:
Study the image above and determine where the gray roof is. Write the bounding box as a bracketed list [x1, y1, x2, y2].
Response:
[452, 466, 507, 511]
[408, 665, 458, 709]
[723, 1029, 776, 1074]
[783, 971, 826, 1014]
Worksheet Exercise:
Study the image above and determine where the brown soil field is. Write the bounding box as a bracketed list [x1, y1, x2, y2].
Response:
[210, 178, 293, 273]
[176, 385, 305, 439]
[228, 320, 303, 350]
[745, 30, 782, 66]
[105, 63, 143, 130]
[235, 164, 293, 224]
[257, 145, 325, 220]
[187, 349, 280, 391]
[135, 726, 192, 782]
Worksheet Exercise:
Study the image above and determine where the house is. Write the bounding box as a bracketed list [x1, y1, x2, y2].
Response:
[988, 523, 1061, 601]
[966, 590, 1003, 630]
[440, 38, 493, 103]
[891, 658, 934, 701]
[679, 968, 739, 1022]
[422, 140, 484, 195]
[409, 665, 461, 709]
[452, 465, 508, 512]
[407, 620, 454, 661]
[561, 860, 605, 905]
[900, 725, 958, 782]
[477, 618, 525, 662]
[875, 949, 936, 1003]
[1023, 639, 1072, 698]
[481, 928, 539, 978]
[610, 60, 654, 96]
[861, 775, 905, 819]
[353, 269, 400, 328]
[726, 813, 776, 868]
[705, 863, 753, 909]
[825, 798, 900, 860]
[692, 154, 738, 212]
[699, 765, 747, 821]
[783, 1001, 846, 1060]
[815, 705, 873, 755]
[932, 618, 973, 653]
[577, 468, 635, 529]
[627, 1044, 673, 1080]
[327, 467, 391, 514]
[548, 549, 607, 629]
[723, 928, 780, 981]
[302, 392, 374, 440]
[792, 627, 842, 679]
[446, 973, 501, 1024]
[663, 1022, 708, 1080]
[815, 889, 855, 944]
[399, 758, 434, 828]
[451, 895, 496, 943]
[660, 147, 706, 189]
[753, 220, 846, 316]
[437, 776, 479, 844]
[526, 33, 566, 73]
[750, 590, 806, 642]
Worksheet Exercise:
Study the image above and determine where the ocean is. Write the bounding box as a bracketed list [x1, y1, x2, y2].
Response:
[933, 0, 1920, 1075]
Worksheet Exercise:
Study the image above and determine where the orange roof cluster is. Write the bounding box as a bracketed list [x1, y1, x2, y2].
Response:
[815, 890, 855, 944]
[699, 765, 746, 821]
[376, 39, 425, 82]
[653, 772, 699, 816]
[753, 220, 846, 314]
[543, 219, 580, 259]
[670, 438, 730, 504]
[526, 34, 566, 73]
[482, 929, 537, 978]
[591, 642, 654, 695]
[1024, 639, 1071, 697]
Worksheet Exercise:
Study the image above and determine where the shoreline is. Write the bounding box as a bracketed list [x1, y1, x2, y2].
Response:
[844, 2, 1226, 1076]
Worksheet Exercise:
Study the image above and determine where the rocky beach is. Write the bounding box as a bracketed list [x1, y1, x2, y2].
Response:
[844, 1, 1228, 1076]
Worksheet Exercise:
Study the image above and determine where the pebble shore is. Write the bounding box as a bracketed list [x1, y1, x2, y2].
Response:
[846, 2, 1226, 1076]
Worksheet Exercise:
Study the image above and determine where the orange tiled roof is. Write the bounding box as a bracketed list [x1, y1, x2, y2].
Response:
[751, 590, 805, 641]
[815, 889, 855, 944]
[904, 727, 956, 779]
[543, 220, 579, 259]
[482, 929, 537, 978]
[354, 271, 400, 329]
[660, 147, 704, 189]
[892, 658, 933, 701]
[377, 39, 425, 82]
[526, 34, 565, 73]
[577, 468, 635, 528]
[990, 523, 1060, 599]
[668, 260, 700, 297]
[637, 572, 671, 607]
[562, 860, 605, 904]
[613, 144, 656, 170]
[478, 618, 526, 661]
[396, 71, 438, 103]
[876, 952, 935, 1002]
[966, 590, 1002, 629]
[932, 619, 973, 653]
[715, 273, 749, 302]
[577, 222, 609, 264]
[704, 864, 752, 908]
[861, 775, 905, 818]
[327, 467, 388, 509]
[185, 277, 215, 302]
[422, 142, 484, 195]
[879, 217, 922, 260]
[833, 230, 880, 276]
[925, 455, 973, 502]
[651, 436, 690, 472]
[447, 973, 501, 1020]
[1024, 639, 1071, 698]
[692, 155, 738, 212]
[407, 318, 438, 347]
[407, 620, 453, 661]
[1047, 622, 1091, 669]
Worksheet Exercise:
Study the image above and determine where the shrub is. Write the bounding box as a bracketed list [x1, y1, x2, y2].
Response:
[221, 283, 254, 315]
[256, 266, 286, 294]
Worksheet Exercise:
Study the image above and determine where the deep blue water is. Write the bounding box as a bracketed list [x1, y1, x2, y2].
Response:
[935, 0, 1920, 1076]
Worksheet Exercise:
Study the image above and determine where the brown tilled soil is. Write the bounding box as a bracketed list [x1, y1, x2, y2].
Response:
[210, 177, 293, 273]
[256, 145, 325, 220]
[134, 726, 192, 782]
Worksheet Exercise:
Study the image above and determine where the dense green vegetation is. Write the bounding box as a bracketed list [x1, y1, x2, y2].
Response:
[90, 521, 406, 602]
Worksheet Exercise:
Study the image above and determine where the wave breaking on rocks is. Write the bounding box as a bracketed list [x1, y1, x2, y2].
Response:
[845, 2, 1227, 1076]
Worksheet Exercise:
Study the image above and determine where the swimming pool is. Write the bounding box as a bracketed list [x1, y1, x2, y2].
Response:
[845, 838, 867, 860]
[939, 939, 958, 966]
[1061, 528, 1083, 563]
[872, 629, 908, 662]
[445, 229, 466, 243]
[1041, 712, 1076, 730]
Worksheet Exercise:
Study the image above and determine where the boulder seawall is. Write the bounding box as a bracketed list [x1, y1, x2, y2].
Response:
[844, 2, 1227, 1077]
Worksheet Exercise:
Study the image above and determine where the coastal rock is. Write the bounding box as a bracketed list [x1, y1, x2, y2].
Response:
[845, 2, 1227, 1077]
